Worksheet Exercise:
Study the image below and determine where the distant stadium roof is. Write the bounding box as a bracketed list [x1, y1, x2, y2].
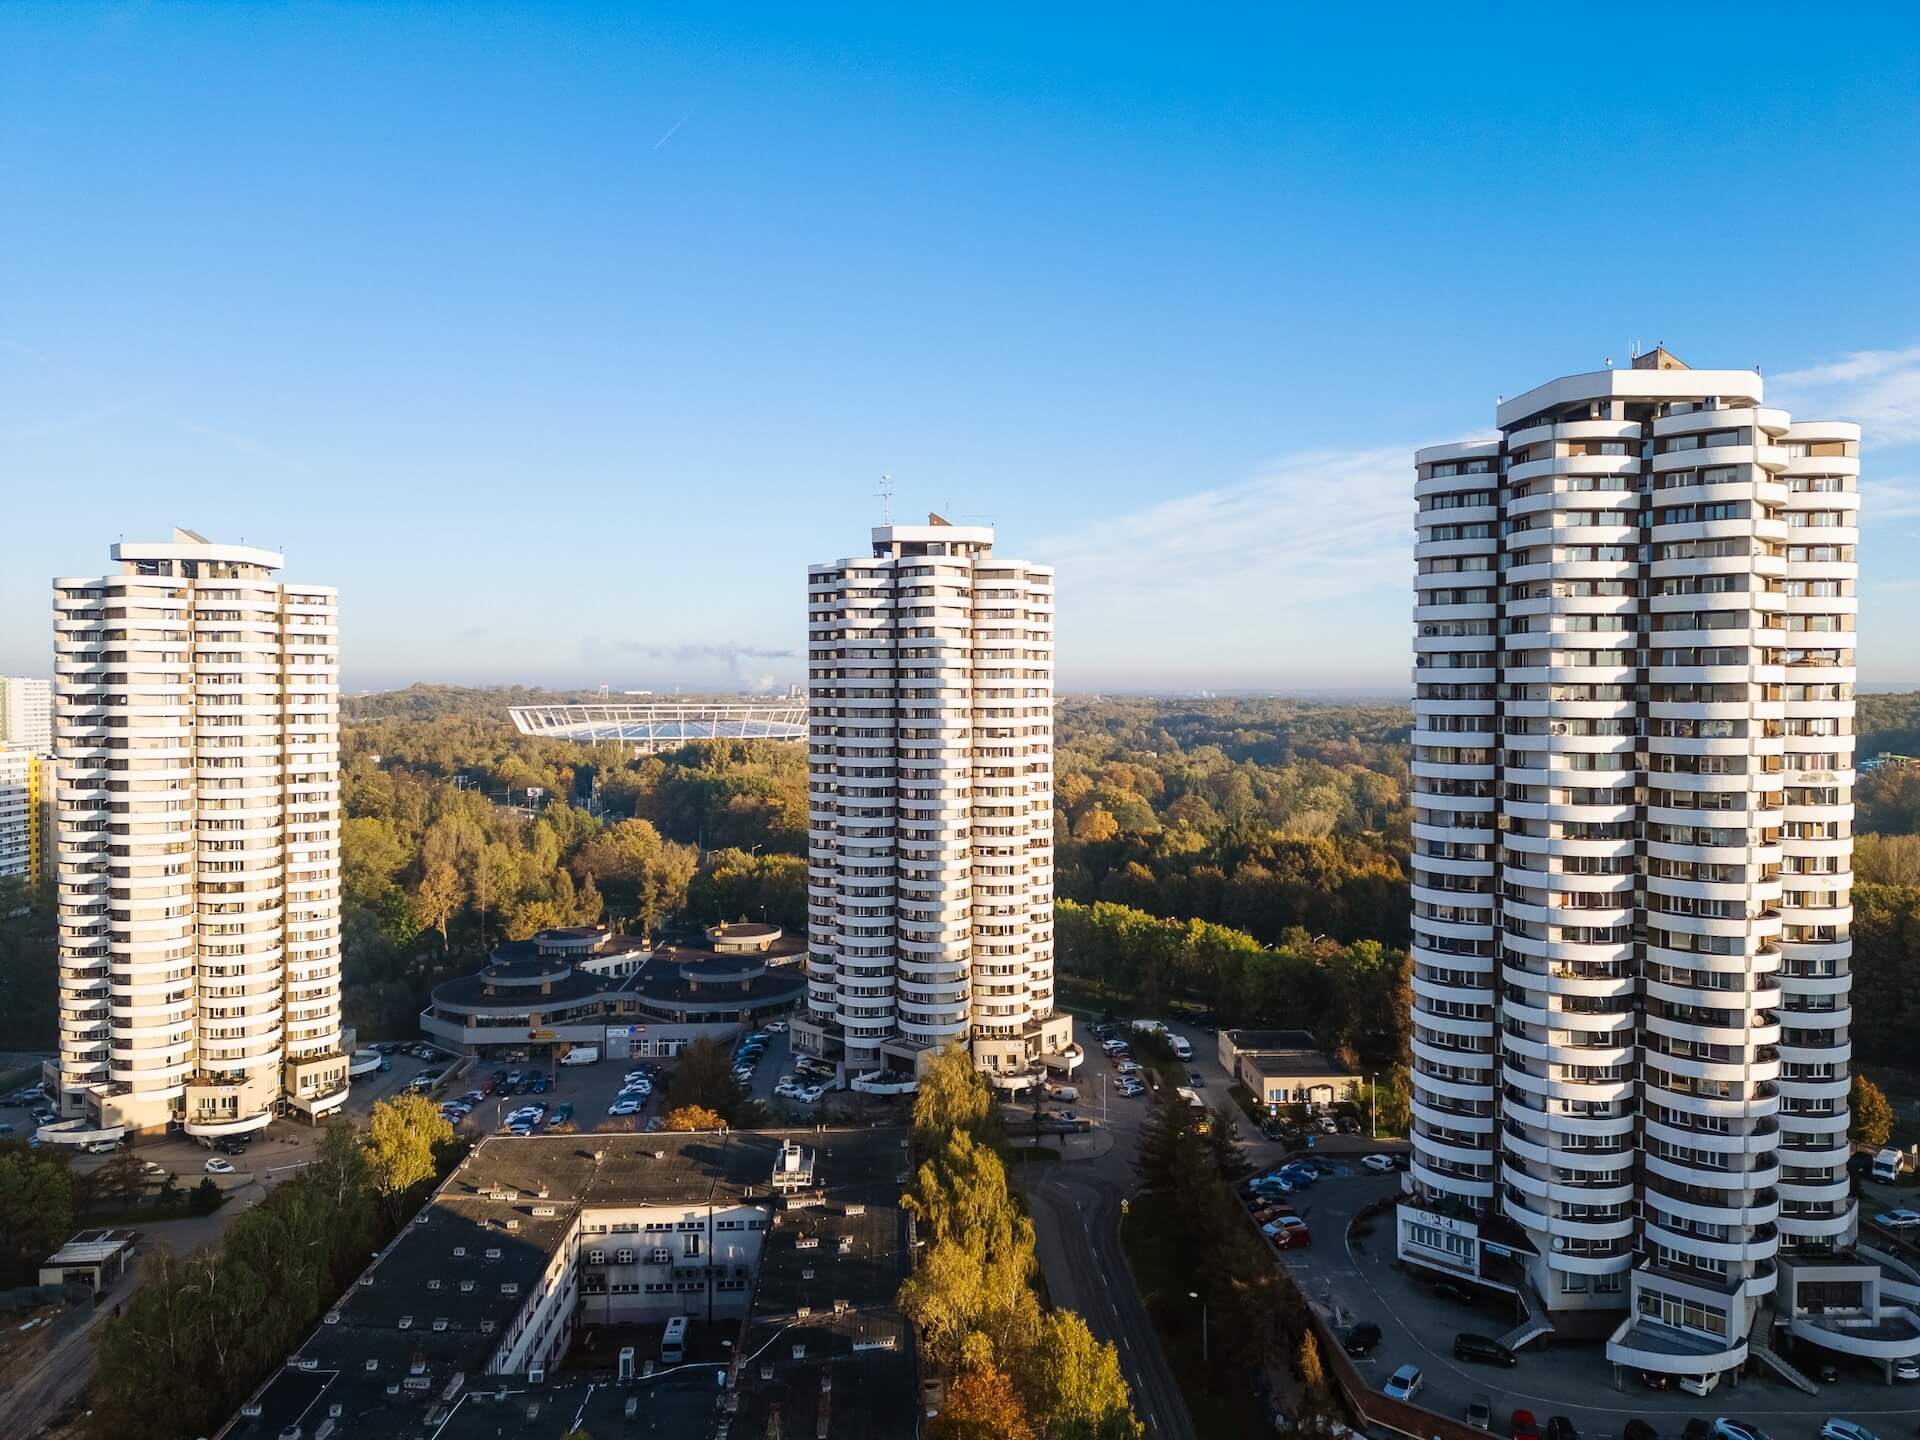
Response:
[508, 700, 806, 749]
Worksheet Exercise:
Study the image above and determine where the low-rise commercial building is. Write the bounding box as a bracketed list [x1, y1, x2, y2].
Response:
[1217, 1028, 1360, 1109]
[218, 1127, 918, 1440]
[421, 923, 805, 1061]
[39, 1228, 137, 1294]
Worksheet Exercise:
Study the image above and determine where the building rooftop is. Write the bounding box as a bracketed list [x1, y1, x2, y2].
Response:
[219, 1129, 918, 1440]
[43, 1228, 138, 1267]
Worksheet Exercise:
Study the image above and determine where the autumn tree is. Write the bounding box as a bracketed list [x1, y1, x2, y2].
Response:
[929, 1362, 1036, 1440]
[412, 860, 464, 950]
[363, 1093, 455, 1223]
[913, 1041, 994, 1151]
[661, 1104, 726, 1132]
[1024, 1309, 1141, 1440]
[1851, 1073, 1895, 1149]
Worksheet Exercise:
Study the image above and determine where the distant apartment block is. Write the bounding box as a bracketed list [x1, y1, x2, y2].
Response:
[1400, 351, 1899, 1380]
[48, 530, 346, 1143]
[796, 516, 1077, 1090]
[0, 675, 53, 752]
[0, 744, 55, 888]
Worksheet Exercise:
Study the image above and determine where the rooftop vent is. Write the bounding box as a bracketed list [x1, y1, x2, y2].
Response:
[323, 1310, 340, 1325]
[501, 1282, 520, 1296]
[241, 1405, 264, 1419]
[480, 1320, 496, 1334]
[536, 1183, 550, 1198]
[432, 1318, 449, 1332]
[414, 1212, 429, 1225]
[531, 1205, 555, 1218]
[411, 1351, 427, 1376]
[485, 1247, 502, 1259]
[398, 1316, 413, 1330]
[505, 1219, 520, 1231]
[453, 1246, 467, 1258]
[364, 1359, 379, 1373]
[791, 1343, 805, 1361]
[801, 1268, 814, 1281]
[427, 1279, 441, 1290]
[459, 1279, 475, 1293]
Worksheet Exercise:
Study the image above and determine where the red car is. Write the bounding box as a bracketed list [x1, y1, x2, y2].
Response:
[1512, 1410, 1539, 1440]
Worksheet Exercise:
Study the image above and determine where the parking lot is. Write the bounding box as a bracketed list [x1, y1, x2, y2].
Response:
[1267, 1165, 1920, 1436]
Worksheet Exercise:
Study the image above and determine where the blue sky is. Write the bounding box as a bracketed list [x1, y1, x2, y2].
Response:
[4, 4, 1918, 693]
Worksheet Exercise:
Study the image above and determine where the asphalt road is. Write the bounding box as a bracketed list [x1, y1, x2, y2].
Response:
[1029, 1167, 1196, 1440]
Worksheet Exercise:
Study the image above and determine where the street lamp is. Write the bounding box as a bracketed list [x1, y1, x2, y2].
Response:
[1188, 1290, 1208, 1366]
[1370, 1072, 1378, 1139]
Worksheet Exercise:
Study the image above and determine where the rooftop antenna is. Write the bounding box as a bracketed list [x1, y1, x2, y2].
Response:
[876, 474, 894, 526]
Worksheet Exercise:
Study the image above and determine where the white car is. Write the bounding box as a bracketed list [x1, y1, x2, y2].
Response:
[765, 1020, 788, 1033]
[796, 1085, 825, 1104]
[1820, 1421, 1878, 1440]
[1710, 1422, 1769, 1440]
[608, 1099, 641, 1116]
[204, 1157, 235, 1175]
[1896, 1357, 1920, 1382]
[1362, 1154, 1397, 1174]
[1875, 1209, 1920, 1230]
[1382, 1365, 1422, 1401]
[774, 1078, 801, 1097]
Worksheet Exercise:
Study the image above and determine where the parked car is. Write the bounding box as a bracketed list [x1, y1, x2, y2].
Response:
[1875, 1209, 1920, 1230]
[1546, 1418, 1579, 1440]
[1467, 1395, 1493, 1431]
[1709, 1423, 1773, 1440]
[82, 1139, 121, 1155]
[1678, 1371, 1720, 1397]
[1621, 1421, 1659, 1440]
[1341, 1322, 1381, 1357]
[1265, 1214, 1311, 1246]
[1819, 1421, 1878, 1440]
[204, 1157, 235, 1174]
[1362, 1153, 1397, 1174]
[608, 1099, 641, 1116]
[1454, 1333, 1517, 1368]
[140, 1160, 169, 1178]
[1432, 1278, 1477, 1304]
[765, 1019, 788, 1032]
[1382, 1365, 1423, 1401]
[1894, 1357, 1920, 1381]
[1512, 1412, 1539, 1440]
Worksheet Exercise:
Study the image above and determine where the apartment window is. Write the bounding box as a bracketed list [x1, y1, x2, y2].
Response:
[1406, 1223, 1474, 1262]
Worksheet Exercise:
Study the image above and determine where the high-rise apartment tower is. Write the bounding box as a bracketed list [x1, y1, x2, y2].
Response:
[1398, 351, 1908, 1379]
[796, 517, 1074, 1088]
[0, 675, 54, 752]
[49, 531, 348, 1140]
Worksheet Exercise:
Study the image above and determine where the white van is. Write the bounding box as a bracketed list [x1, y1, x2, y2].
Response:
[660, 1314, 688, 1364]
[560, 1046, 599, 1066]
[1047, 1085, 1078, 1102]
[1873, 1147, 1907, 1183]
[1676, 1370, 1720, 1397]
[1169, 1036, 1193, 1061]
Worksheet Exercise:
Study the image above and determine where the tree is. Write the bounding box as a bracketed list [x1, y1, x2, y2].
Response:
[1851, 1073, 1895, 1149]
[94, 1150, 148, 1211]
[1025, 1309, 1141, 1440]
[190, 1177, 223, 1216]
[1296, 1328, 1327, 1399]
[666, 1038, 749, 1123]
[412, 860, 464, 950]
[364, 1094, 455, 1221]
[0, 1148, 74, 1284]
[929, 1362, 1036, 1440]
[913, 1042, 993, 1150]
[661, 1104, 726, 1132]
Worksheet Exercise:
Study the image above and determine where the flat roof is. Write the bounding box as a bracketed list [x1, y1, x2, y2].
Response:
[44, 1229, 138, 1266]
[219, 1129, 916, 1440]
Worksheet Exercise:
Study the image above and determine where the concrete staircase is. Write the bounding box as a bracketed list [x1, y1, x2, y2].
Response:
[1748, 1302, 1819, 1394]
[1496, 1283, 1556, 1352]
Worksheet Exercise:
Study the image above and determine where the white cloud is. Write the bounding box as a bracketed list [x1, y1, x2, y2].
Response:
[1771, 345, 1920, 445]
[1035, 443, 1445, 688]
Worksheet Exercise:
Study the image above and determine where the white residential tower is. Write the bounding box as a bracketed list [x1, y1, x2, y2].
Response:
[49, 530, 348, 1141]
[1399, 350, 1907, 1381]
[797, 517, 1075, 1089]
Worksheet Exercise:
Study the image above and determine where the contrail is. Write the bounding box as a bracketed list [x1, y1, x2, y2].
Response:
[653, 106, 696, 151]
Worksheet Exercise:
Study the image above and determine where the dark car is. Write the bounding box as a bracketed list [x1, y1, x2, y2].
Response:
[1341, 1322, 1382, 1357]
[1621, 1422, 1658, 1440]
[1454, 1333, 1516, 1368]
[1433, 1279, 1477, 1304]
[1547, 1418, 1579, 1440]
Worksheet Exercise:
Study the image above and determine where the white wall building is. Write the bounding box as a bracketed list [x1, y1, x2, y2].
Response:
[1399, 351, 1906, 1380]
[49, 530, 347, 1140]
[0, 746, 32, 881]
[0, 676, 54, 753]
[796, 516, 1074, 1088]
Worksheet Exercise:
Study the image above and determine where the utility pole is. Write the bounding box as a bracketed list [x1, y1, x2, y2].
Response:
[1370, 1071, 1378, 1139]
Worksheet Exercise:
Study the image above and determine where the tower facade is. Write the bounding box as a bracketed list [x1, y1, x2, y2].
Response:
[796, 518, 1072, 1088]
[0, 675, 54, 752]
[1399, 352, 1893, 1378]
[50, 530, 347, 1139]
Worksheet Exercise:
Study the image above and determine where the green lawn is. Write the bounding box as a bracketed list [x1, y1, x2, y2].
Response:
[1118, 1209, 1267, 1438]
